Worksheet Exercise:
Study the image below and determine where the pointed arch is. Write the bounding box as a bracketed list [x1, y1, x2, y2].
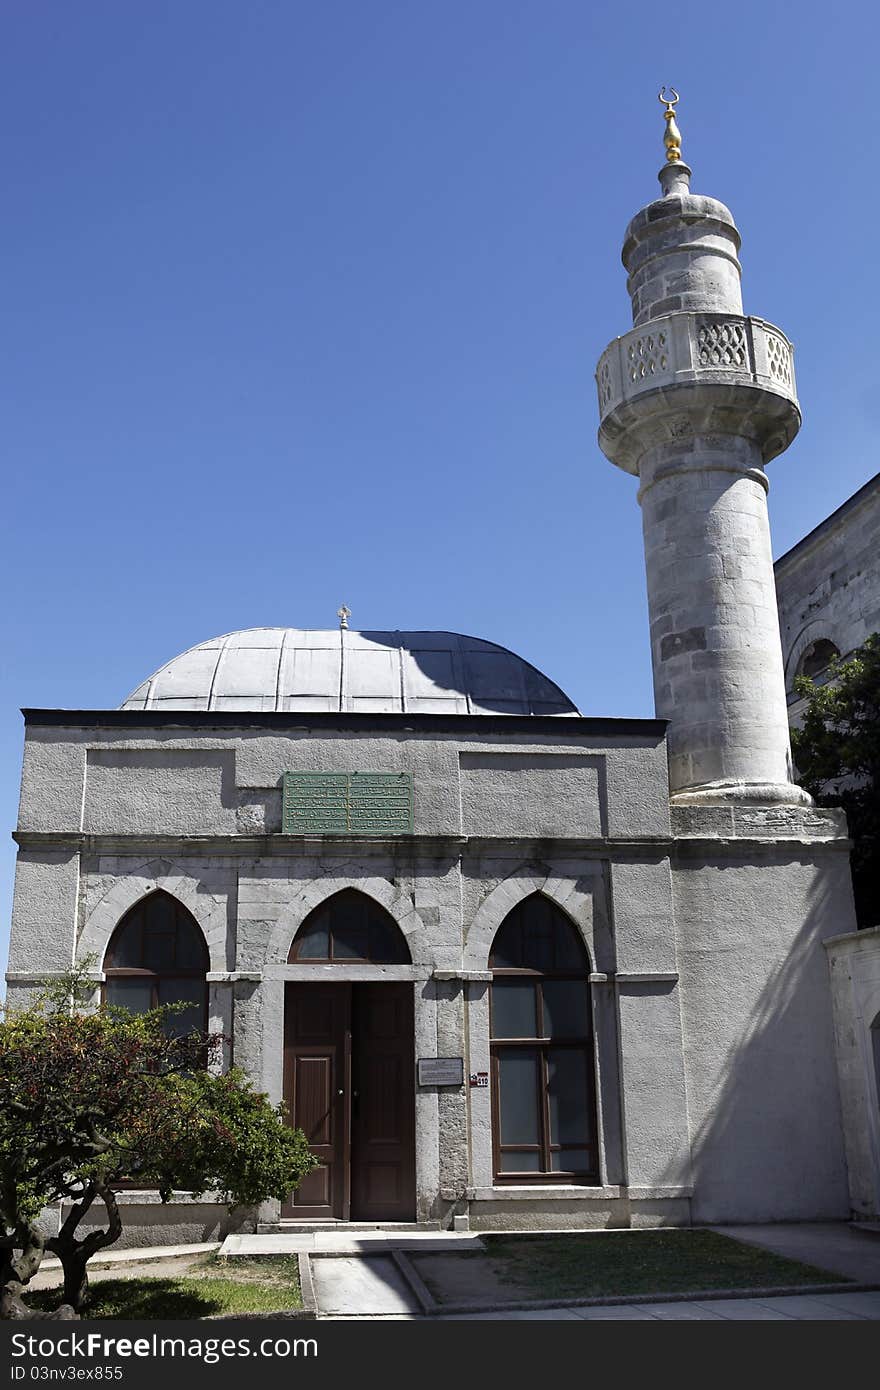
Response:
[289, 889, 411, 964]
[489, 893, 598, 1184]
[490, 892, 591, 973]
[77, 858, 228, 973]
[103, 890, 208, 1034]
[464, 871, 595, 973]
[266, 875, 427, 967]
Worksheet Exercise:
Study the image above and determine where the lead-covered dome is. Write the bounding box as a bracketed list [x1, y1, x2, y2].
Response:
[121, 628, 578, 717]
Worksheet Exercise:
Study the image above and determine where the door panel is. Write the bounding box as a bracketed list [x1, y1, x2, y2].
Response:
[283, 983, 350, 1218]
[283, 981, 415, 1221]
[350, 983, 416, 1221]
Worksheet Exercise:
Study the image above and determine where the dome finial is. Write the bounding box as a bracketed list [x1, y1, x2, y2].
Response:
[657, 87, 692, 197]
[658, 87, 682, 163]
[337, 604, 351, 630]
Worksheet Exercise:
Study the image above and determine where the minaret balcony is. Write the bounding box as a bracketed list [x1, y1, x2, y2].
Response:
[596, 312, 801, 474]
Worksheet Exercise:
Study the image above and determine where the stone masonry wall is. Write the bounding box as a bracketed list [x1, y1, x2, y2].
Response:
[775, 473, 880, 708]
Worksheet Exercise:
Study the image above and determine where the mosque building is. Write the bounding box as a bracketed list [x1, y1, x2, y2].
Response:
[7, 98, 875, 1239]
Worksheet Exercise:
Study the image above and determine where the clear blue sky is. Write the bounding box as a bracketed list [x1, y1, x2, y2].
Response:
[2, 1, 877, 973]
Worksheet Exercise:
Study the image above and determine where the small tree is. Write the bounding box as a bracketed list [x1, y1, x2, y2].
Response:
[791, 631, 880, 928]
[0, 970, 316, 1318]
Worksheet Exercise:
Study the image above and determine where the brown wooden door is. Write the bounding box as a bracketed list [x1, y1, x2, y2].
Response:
[283, 981, 415, 1221]
[283, 983, 350, 1218]
[350, 983, 416, 1221]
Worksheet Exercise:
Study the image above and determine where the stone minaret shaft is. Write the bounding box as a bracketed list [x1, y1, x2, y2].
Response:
[596, 98, 807, 804]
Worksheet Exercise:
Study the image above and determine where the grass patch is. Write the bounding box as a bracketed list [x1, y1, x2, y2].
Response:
[417, 1230, 851, 1305]
[28, 1254, 302, 1320]
[480, 1231, 850, 1300]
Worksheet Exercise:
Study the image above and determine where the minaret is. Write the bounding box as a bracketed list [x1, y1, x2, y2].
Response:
[596, 92, 808, 804]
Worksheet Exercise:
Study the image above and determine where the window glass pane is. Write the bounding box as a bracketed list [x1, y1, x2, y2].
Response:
[547, 1048, 590, 1146]
[147, 895, 175, 933]
[522, 921, 553, 971]
[174, 922, 207, 969]
[550, 922, 587, 971]
[497, 1050, 540, 1145]
[542, 982, 590, 1038]
[490, 920, 521, 968]
[143, 932, 175, 970]
[495, 897, 588, 971]
[105, 918, 142, 968]
[292, 894, 409, 963]
[551, 1149, 591, 1172]
[158, 978, 205, 1037]
[106, 978, 153, 1014]
[368, 918, 409, 964]
[492, 980, 537, 1038]
[292, 919, 330, 960]
[332, 923, 368, 960]
[500, 1151, 542, 1172]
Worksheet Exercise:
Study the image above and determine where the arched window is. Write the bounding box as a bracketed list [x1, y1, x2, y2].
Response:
[103, 891, 209, 1037]
[798, 639, 840, 682]
[288, 889, 411, 964]
[490, 894, 598, 1183]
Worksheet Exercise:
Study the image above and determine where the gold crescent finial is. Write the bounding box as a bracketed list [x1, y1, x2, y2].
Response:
[658, 86, 682, 163]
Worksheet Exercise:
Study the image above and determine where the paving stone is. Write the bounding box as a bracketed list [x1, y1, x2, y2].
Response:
[575, 1305, 662, 1320]
[643, 1302, 726, 1319]
[695, 1299, 797, 1320]
[806, 1292, 880, 1319]
[311, 1256, 421, 1316]
[488, 1309, 583, 1320]
[755, 1295, 867, 1320]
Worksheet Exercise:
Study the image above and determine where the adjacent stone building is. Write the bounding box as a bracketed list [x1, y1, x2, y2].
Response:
[6, 107, 872, 1239]
[772, 471, 880, 1223]
[775, 471, 880, 719]
[773, 473, 880, 1221]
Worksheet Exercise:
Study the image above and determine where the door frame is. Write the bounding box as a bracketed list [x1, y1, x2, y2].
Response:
[282, 978, 417, 1221]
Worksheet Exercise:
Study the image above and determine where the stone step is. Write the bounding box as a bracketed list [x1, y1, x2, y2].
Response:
[222, 1231, 484, 1258]
[257, 1220, 440, 1234]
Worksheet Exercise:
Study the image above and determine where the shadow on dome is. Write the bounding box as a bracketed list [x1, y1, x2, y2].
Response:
[356, 630, 578, 717]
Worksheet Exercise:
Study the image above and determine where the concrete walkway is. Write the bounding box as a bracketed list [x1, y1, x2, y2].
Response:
[39, 1242, 221, 1272]
[711, 1223, 880, 1284]
[264, 1222, 880, 1322]
[433, 1290, 880, 1321]
[30, 1245, 220, 1293]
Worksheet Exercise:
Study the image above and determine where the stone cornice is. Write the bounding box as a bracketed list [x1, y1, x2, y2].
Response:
[11, 828, 851, 858]
[20, 708, 668, 740]
[774, 471, 880, 575]
[11, 830, 676, 858]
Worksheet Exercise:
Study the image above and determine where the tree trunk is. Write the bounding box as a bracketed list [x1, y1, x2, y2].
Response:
[46, 1182, 123, 1314]
[60, 1251, 90, 1311]
[1, 1222, 75, 1320]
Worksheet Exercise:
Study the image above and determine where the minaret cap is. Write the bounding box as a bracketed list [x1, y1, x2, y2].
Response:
[657, 87, 692, 196]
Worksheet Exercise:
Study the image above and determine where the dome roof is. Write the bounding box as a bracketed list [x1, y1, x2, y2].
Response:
[120, 628, 578, 717]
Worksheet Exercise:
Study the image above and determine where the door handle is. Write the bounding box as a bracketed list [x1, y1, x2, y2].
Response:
[337, 1089, 344, 1096]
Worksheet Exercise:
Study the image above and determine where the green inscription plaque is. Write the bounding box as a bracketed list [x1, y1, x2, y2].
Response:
[282, 771, 414, 835]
